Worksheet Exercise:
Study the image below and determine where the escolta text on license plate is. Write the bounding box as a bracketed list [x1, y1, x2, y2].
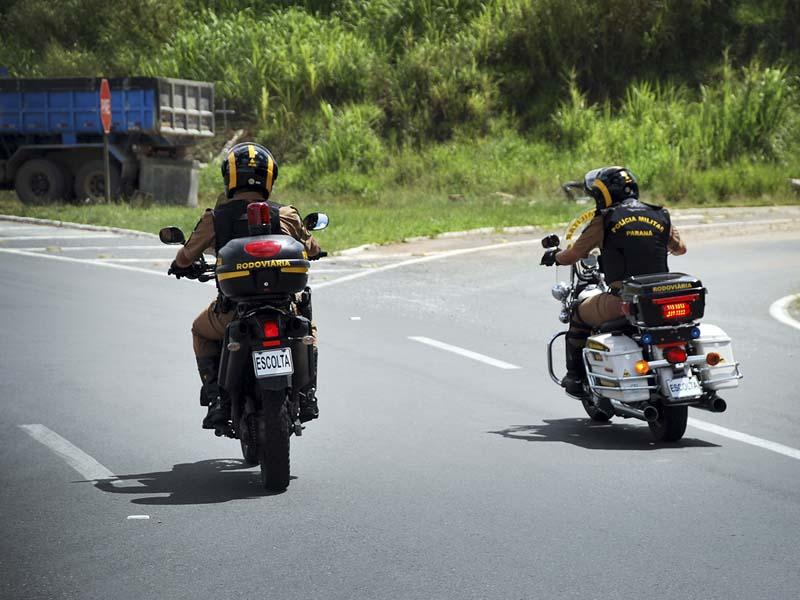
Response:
[667, 376, 702, 399]
[252, 348, 294, 378]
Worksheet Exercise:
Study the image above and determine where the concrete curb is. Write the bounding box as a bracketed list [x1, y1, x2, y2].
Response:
[0, 214, 158, 239]
[769, 293, 800, 332]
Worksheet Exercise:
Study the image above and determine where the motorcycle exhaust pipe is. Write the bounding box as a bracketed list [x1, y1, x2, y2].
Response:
[642, 405, 660, 423]
[608, 400, 659, 422]
[695, 394, 727, 413]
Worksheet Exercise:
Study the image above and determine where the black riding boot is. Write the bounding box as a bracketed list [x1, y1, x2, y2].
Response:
[561, 333, 588, 396]
[298, 347, 319, 423]
[196, 356, 229, 429]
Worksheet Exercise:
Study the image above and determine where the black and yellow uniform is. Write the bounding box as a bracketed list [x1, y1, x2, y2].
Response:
[175, 191, 321, 358]
[543, 166, 687, 395]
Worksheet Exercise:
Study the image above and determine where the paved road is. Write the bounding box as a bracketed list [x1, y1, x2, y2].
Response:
[1, 214, 799, 600]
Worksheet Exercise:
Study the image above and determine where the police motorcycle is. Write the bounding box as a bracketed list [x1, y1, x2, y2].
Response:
[160, 203, 328, 490]
[544, 200, 742, 443]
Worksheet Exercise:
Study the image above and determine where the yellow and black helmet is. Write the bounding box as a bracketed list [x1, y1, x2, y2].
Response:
[583, 166, 639, 211]
[221, 142, 279, 199]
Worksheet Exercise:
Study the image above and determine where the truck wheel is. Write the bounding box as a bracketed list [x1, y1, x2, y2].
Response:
[648, 405, 688, 442]
[14, 158, 68, 204]
[73, 160, 121, 202]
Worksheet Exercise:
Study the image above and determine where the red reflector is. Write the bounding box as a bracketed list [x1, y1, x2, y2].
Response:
[245, 240, 282, 258]
[263, 320, 279, 339]
[664, 347, 688, 364]
[247, 202, 271, 227]
[262, 340, 281, 348]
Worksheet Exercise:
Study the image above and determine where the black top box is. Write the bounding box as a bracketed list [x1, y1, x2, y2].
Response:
[216, 235, 310, 301]
[620, 272, 706, 327]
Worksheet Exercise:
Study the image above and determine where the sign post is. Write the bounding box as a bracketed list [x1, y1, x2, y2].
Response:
[100, 78, 112, 203]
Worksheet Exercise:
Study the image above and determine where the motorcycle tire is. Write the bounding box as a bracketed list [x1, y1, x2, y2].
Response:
[581, 396, 612, 422]
[239, 414, 259, 467]
[648, 404, 688, 442]
[258, 391, 291, 492]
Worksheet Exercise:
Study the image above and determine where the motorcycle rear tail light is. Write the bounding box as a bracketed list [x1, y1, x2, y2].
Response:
[706, 352, 722, 366]
[664, 347, 688, 364]
[635, 360, 650, 375]
[244, 240, 282, 258]
[262, 320, 281, 347]
[652, 293, 699, 321]
[247, 202, 270, 227]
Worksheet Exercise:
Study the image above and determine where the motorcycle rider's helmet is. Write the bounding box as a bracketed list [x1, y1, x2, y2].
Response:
[221, 142, 279, 199]
[583, 166, 638, 211]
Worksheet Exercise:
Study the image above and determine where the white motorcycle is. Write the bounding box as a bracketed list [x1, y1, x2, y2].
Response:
[543, 211, 742, 442]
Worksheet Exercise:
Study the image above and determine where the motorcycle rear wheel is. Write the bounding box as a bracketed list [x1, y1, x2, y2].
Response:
[259, 391, 291, 492]
[648, 404, 688, 442]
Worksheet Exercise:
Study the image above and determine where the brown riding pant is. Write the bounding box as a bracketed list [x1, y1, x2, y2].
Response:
[192, 300, 318, 358]
[576, 292, 624, 328]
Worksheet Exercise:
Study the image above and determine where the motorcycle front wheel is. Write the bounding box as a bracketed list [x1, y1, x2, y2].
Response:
[258, 390, 291, 491]
[648, 404, 688, 442]
[581, 396, 612, 422]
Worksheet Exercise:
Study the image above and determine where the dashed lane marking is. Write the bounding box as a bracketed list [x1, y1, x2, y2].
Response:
[19, 424, 115, 481]
[409, 336, 521, 370]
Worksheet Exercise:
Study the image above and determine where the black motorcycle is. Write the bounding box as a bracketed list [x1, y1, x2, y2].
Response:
[160, 205, 328, 490]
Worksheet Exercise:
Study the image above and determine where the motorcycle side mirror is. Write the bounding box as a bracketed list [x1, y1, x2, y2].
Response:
[304, 212, 329, 231]
[159, 226, 186, 245]
[541, 234, 560, 249]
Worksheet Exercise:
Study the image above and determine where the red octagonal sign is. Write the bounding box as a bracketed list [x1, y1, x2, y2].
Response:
[100, 78, 112, 134]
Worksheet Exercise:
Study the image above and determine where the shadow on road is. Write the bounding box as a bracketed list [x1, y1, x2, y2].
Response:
[94, 459, 294, 504]
[489, 418, 720, 450]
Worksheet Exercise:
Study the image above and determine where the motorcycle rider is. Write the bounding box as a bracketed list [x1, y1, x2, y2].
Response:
[169, 142, 324, 429]
[541, 166, 686, 395]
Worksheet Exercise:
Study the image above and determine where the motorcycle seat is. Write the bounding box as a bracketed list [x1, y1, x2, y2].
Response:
[595, 317, 631, 334]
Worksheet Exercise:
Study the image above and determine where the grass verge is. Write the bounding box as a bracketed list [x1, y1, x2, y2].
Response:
[0, 190, 579, 253]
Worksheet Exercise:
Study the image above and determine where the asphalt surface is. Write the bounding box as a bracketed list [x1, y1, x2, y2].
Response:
[1, 210, 799, 600]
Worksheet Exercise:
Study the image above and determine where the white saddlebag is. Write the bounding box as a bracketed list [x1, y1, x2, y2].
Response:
[692, 323, 740, 390]
[584, 334, 650, 402]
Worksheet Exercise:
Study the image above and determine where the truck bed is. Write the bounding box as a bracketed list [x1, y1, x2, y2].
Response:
[0, 77, 214, 137]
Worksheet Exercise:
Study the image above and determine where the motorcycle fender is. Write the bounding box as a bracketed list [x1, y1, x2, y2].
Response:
[256, 374, 292, 391]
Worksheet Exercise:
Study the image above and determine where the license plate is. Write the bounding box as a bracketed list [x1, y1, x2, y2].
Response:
[252, 348, 294, 378]
[667, 376, 702, 399]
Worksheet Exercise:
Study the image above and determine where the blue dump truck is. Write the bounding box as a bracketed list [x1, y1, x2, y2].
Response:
[0, 77, 215, 205]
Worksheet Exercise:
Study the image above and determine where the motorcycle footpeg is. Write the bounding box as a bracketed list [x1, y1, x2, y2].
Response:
[214, 423, 235, 438]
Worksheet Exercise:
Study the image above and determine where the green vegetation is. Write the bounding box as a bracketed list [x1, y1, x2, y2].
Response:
[1, 0, 799, 244]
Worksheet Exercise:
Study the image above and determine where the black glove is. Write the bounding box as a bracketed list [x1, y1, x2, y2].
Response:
[309, 250, 328, 261]
[540, 248, 560, 267]
[168, 260, 201, 279]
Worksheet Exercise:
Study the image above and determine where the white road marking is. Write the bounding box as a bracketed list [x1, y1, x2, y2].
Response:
[680, 218, 795, 231]
[409, 336, 521, 370]
[127, 515, 151, 520]
[0, 234, 121, 241]
[10, 245, 172, 252]
[688, 418, 800, 461]
[0, 247, 170, 277]
[769, 294, 800, 332]
[19, 424, 115, 481]
[316, 239, 539, 289]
